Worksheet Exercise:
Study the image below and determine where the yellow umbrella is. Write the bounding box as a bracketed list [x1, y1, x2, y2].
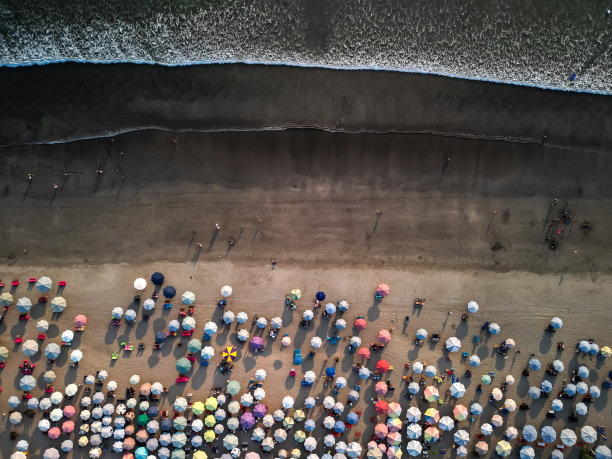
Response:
[192, 401, 205, 415]
[78, 436, 89, 447]
[283, 417, 295, 429]
[294, 430, 306, 442]
[290, 289, 302, 300]
[222, 346, 237, 362]
[293, 410, 306, 421]
[203, 430, 216, 443]
[204, 415, 216, 427]
[193, 452, 208, 459]
[204, 397, 218, 411]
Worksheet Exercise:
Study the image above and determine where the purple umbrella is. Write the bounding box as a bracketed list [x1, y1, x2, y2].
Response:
[250, 337, 264, 351]
[253, 404, 267, 418]
[240, 412, 256, 429]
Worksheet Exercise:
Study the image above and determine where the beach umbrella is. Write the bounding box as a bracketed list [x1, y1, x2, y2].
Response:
[241, 392, 254, 407]
[346, 411, 359, 425]
[505, 426, 518, 439]
[386, 417, 401, 433]
[16, 440, 29, 452]
[481, 423, 493, 436]
[376, 283, 390, 297]
[47, 426, 61, 438]
[576, 381, 588, 394]
[228, 401, 240, 414]
[595, 446, 612, 459]
[450, 382, 466, 398]
[39, 419, 51, 431]
[158, 448, 171, 459]
[239, 412, 256, 430]
[250, 336, 264, 351]
[174, 397, 188, 412]
[20, 374, 36, 391]
[520, 446, 535, 459]
[475, 441, 489, 456]
[146, 420, 160, 434]
[0, 292, 12, 306]
[467, 301, 479, 313]
[182, 316, 195, 330]
[378, 329, 391, 343]
[62, 329, 74, 343]
[541, 380, 553, 393]
[43, 448, 60, 459]
[125, 309, 137, 321]
[424, 408, 440, 425]
[577, 365, 589, 378]
[204, 415, 216, 428]
[213, 423, 224, 434]
[134, 278, 147, 290]
[303, 437, 317, 452]
[92, 391, 104, 404]
[405, 423, 421, 440]
[40, 398, 53, 410]
[347, 443, 362, 458]
[176, 357, 192, 374]
[202, 322, 217, 336]
[553, 360, 565, 372]
[232, 312, 248, 326]
[303, 370, 316, 384]
[220, 285, 233, 297]
[143, 299, 155, 311]
[262, 414, 275, 428]
[50, 408, 63, 421]
[576, 402, 588, 415]
[290, 289, 302, 300]
[282, 396, 295, 409]
[600, 346, 612, 358]
[191, 419, 204, 432]
[468, 355, 481, 367]
[470, 402, 483, 415]
[333, 402, 345, 415]
[65, 383, 78, 396]
[35, 319, 49, 332]
[63, 420, 76, 433]
[541, 425, 557, 442]
[504, 399, 516, 412]
[453, 404, 468, 420]
[356, 366, 370, 379]
[412, 361, 423, 374]
[173, 416, 188, 430]
[406, 440, 422, 456]
[180, 291, 195, 305]
[23, 339, 38, 356]
[425, 365, 437, 377]
[221, 311, 235, 325]
[522, 425, 537, 442]
[454, 429, 469, 446]
[496, 440, 512, 457]
[8, 395, 20, 408]
[37, 276, 52, 292]
[406, 406, 421, 422]
[191, 401, 205, 415]
[10, 412, 22, 424]
[446, 336, 461, 352]
[375, 381, 388, 395]
[130, 374, 141, 386]
[307, 337, 322, 350]
[78, 436, 89, 447]
[226, 380, 241, 395]
[354, 317, 366, 330]
[407, 381, 420, 394]
[304, 396, 317, 409]
[424, 386, 439, 402]
[106, 380, 117, 391]
[262, 437, 275, 452]
[565, 383, 577, 396]
[335, 319, 346, 329]
[337, 300, 350, 312]
[172, 432, 187, 448]
[27, 397, 39, 409]
[551, 317, 563, 329]
[376, 359, 390, 373]
[590, 385, 601, 398]
[551, 399, 564, 412]
[162, 286, 176, 298]
[256, 317, 267, 328]
[295, 430, 307, 442]
[151, 271, 164, 285]
[490, 414, 503, 428]
[324, 434, 337, 447]
[358, 347, 370, 360]
[439, 416, 455, 431]
[135, 447, 148, 459]
[579, 340, 590, 353]
[111, 307, 123, 319]
[70, 349, 83, 362]
[323, 416, 336, 429]
[187, 338, 201, 353]
[488, 322, 500, 334]
[350, 336, 362, 348]
[275, 428, 288, 442]
[529, 358, 541, 370]
[303, 310, 314, 321]
[325, 303, 336, 315]
[227, 417, 240, 431]
[491, 388, 503, 401]
[17, 297, 32, 312]
[51, 297, 66, 312]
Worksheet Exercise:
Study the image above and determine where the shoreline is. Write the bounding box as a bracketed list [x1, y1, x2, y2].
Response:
[0, 64, 610, 149]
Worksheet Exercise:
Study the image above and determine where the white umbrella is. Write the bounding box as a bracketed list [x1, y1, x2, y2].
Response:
[407, 440, 422, 456]
[408, 382, 420, 394]
[221, 285, 233, 297]
[445, 337, 461, 352]
[16, 440, 29, 452]
[520, 446, 535, 459]
[182, 316, 196, 330]
[222, 311, 235, 324]
[303, 310, 314, 320]
[467, 301, 479, 313]
[304, 437, 317, 452]
[51, 297, 66, 312]
[129, 374, 140, 385]
[143, 299, 155, 310]
[181, 291, 195, 305]
[407, 423, 422, 439]
[550, 317, 563, 329]
[590, 386, 601, 398]
[27, 397, 39, 409]
[551, 399, 563, 412]
[281, 335, 292, 346]
[254, 387, 266, 400]
[256, 317, 267, 328]
[595, 446, 612, 459]
[65, 383, 78, 396]
[38, 419, 51, 431]
[204, 321, 217, 335]
[236, 312, 248, 324]
[450, 382, 466, 398]
[40, 398, 52, 410]
[43, 448, 60, 459]
[62, 330, 74, 342]
[23, 339, 39, 356]
[111, 307, 123, 319]
[275, 429, 288, 442]
[454, 429, 470, 445]
[70, 349, 83, 362]
[282, 396, 294, 409]
[37, 276, 53, 292]
[237, 329, 249, 341]
[412, 362, 424, 374]
[44, 343, 61, 360]
[125, 309, 136, 321]
[560, 429, 577, 447]
[335, 319, 347, 329]
[578, 366, 589, 378]
[406, 406, 421, 422]
[17, 297, 32, 312]
[576, 381, 588, 394]
[20, 375, 36, 391]
[255, 369, 267, 381]
[323, 396, 335, 409]
[304, 397, 317, 408]
[10, 412, 22, 424]
[350, 336, 361, 347]
[134, 278, 147, 290]
[151, 382, 163, 395]
[271, 317, 283, 329]
[335, 377, 347, 388]
[481, 423, 493, 436]
[425, 365, 437, 377]
[439, 416, 455, 431]
[201, 346, 215, 359]
[576, 402, 588, 415]
[37, 320, 49, 332]
[488, 323, 500, 335]
[323, 417, 335, 429]
[553, 360, 564, 372]
[240, 393, 254, 407]
[310, 336, 323, 349]
[347, 442, 362, 458]
[325, 303, 336, 314]
[8, 396, 20, 408]
[324, 434, 336, 447]
[469, 355, 481, 367]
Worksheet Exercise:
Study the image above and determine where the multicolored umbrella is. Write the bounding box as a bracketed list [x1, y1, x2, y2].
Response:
[223, 347, 237, 362]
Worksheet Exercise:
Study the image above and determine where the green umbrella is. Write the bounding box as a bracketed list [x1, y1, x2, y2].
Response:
[137, 414, 149, 426]
[481, 375, 492, 385]
[173, 416, 187, 430]
[176, 358, 192, 374]
[227, 380, 241, 395]
[188, 339, 202, 353]
[171, 451, 185, 459]
[0, 346, 9, 362]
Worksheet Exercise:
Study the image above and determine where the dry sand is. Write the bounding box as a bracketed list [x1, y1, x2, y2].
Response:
[0, 128, 611, 458]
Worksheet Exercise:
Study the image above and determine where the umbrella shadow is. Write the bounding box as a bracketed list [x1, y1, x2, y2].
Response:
[30, 302, 46, 319]
[135, 320, 149, 340]
[104, 325, 119, 345]
[190, 365, 209, 390]
[367, 297, 381, 322]
[539, 333, 553, 354]
[455, 322, 469, 340]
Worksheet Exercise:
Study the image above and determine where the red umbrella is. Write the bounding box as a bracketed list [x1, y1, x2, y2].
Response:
[378, 330, 391, 343]
[376, 283, 390, 297]
[375, 400, 389, 414]
[376, 359, 390, 373]
[74, 314, 87, 326]
[375, 382, 388, 395]
[354, 318, 366, 330]
[48, 427, 61, 439]
[358, 347, 370, 360]
[62, 420, 75, 433]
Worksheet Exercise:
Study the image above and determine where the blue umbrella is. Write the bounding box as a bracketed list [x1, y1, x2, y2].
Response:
[325, 367, 335, 378]
[316, 291, 326, 301]
[564, 384, 576, 396]
[578, 340, 590, 353]
[163, 286, 176, 299]
[155, 332, 167, 343]
[135, 446, 149, 459]
[346, 412, 359, 425]
[541, 380, 553, 393]
[522, 425, 537, 442]
[333, 421, 346, 433]
[588, 343, 599, 355]
[541, 426, 556, 443]
[147, 406, 159, 418]
[528, 386, 541, 399]
[529, 358, 541, 371]
[151, 272, 164, 285]
[470, 403, 483, 415]
[304, 419, 316, 432]
[160, 418, 173, 431]
[551, 400, 563, 412]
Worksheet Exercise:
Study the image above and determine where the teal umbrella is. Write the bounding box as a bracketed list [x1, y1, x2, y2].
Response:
[188, 339, 202, 353]
[135, 447, 149, 459]
[227, 380, 241, 395]
[176, 358, 192, 374]
[171, 451, 185, 459]
[173, 416, 188, 431]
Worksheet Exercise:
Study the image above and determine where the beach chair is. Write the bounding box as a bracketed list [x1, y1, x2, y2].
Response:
[38, 296, 48, 303]
[163, 302, 172, 309]
[18, 313, 29, 321]
[14, 335, 23, 343]
[11, 280, 19, 287]
[29, 277, 36, 284]
[58, 281, 67, 287]
[176, 376, 189, 383]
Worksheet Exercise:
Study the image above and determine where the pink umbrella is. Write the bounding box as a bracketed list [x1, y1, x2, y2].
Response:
[375, 382, 388, 395]
[74, 314, 87, 326]
[48, 427, 61, 439]
[376, 283, 390, 297]
[354, 318, 367, 330]
[378, 330, 391, 343]
[62, 420, 75, 433]
[123, 438, 135, 450]
[63, 405, 76, 418]
[250, 336, 264, 351]
[358, 347, 370, 360]
[375, 424, 389, 439]
[253, 404, 267, 418]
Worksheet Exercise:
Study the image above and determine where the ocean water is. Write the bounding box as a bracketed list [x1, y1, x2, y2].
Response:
[0, 0, 611, 94]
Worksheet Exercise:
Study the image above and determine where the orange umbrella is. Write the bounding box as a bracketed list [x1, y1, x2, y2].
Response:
[74, 315, 87, 326]
[378, 330, 391, 343]
[358, 347, 370, 360]
[374, 400, 389, 414]
[376, 283, 390, 296]
[124, 425, 135, 435]
[376, 360, 390, 373]
[354, 318, 367, 330]
[375, 382, 388, 395]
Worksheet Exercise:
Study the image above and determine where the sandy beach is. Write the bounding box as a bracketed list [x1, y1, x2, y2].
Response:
[0, 124, 611, 458]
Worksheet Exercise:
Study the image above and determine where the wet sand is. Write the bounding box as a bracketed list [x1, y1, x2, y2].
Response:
[0, 129, 611, 457]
